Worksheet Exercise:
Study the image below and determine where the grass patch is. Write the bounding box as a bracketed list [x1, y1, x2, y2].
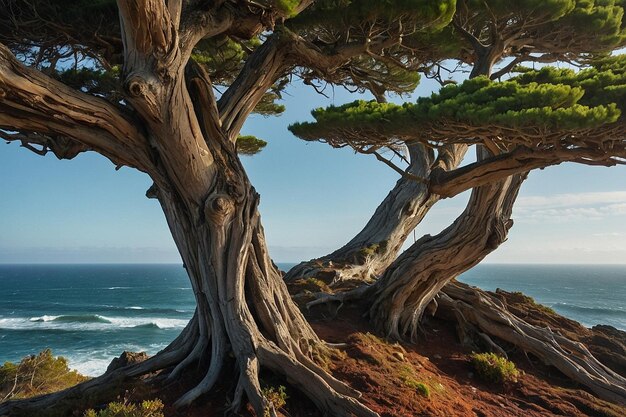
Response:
[470, 352, 519, 384]
[312, 344, 347, 371]
[398, 365, 430, 397]
[508, 291, 556, 315]
[83, 399, 164, 417]
[0, 349, 88, 401]
[414, 382, 430, 398]
[262, 385, 288, 417]
[292, 277, 332, 293]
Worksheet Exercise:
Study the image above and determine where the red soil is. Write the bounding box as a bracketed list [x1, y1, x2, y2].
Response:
[146, 299, 626, 417]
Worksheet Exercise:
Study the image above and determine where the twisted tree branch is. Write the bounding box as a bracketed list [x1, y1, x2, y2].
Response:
[0, 42, 151, 170]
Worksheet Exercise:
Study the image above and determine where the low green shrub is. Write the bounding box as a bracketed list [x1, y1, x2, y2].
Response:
[0, 349, 88, 401]
[470, 352, 519, 384]
[83, 399, 164, 417]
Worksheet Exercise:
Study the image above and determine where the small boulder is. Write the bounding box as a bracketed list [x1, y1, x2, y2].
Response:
[106, 351, 149, 373]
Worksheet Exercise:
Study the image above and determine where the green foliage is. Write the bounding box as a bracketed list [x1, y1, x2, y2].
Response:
[358, 241, 388, 258]
[0, 0, 121, 66]
[0, 349, 88, 401]
[192, 37, 261, 84]
[506, 291, 557, 314]
[55, 67, 122, 102]
[292, 0, 456, 30]
[236, 135, 268, 156]
[261, 385, 288, 417]
[414, 382, 430, 398]
[192, 37, 288, 115]
[290, 56, 626, 144]
[513, 55, 626, 111]
[295, 277, 332, 293]
[274, 0, 301, 15]
[83, 399, 164, 417]
[457, 0, 626, 56]
[254, 94, 287, 116]
[470, 352, 520, 384]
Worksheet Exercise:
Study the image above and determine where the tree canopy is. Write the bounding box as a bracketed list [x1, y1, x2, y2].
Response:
[290, 56, 625, 152]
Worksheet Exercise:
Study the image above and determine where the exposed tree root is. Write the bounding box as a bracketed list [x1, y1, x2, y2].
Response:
[151, 184, 379, 417]
[438, 280, 626, 405]
[305, 285, 373, 314]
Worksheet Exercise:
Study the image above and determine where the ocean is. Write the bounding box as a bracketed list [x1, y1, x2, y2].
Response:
[0, 263, 624, 376]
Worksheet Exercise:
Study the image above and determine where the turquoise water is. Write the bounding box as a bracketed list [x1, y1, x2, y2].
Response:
[0, 264, 194, 375]
[458, 264, 626, 331]
[0, 263, 624, 375]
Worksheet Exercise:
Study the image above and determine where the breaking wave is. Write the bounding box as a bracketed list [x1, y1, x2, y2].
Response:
[1, 315, 188, 331]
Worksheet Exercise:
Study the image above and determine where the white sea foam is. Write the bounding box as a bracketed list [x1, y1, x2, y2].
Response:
[0, 315, 188, 331]
[69, 358, 113, 377]
[64, 343, 170, 376]
[29, 315, 60, 322]
[126, 306, 144, 310]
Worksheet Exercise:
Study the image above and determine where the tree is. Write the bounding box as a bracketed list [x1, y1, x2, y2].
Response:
[287, 0, 626, 404]
[287, 0, 626, 343]
[0, 1, 461, 416]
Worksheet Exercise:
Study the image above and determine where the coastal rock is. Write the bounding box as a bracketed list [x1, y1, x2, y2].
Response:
[105, 351, 149, 373]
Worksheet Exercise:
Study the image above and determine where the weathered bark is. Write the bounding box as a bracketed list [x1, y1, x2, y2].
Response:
[367, 148, 525, 341]
[285, 144, 467, 284]
[437, 281, 626, 405]
[429, 145, 625, 198]
[0, 43, 152, 169]
[149, 180, 376, 417]
[114, 2, 377, 413]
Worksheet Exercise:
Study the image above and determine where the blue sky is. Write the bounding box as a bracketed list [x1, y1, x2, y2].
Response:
[1, 77, 626, 264]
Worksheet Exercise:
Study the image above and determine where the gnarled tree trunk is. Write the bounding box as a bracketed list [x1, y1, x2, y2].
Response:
[152, 173, 376, 416]
[285, 144, 466, 284]
[367, 162, 525, 340]
[116, 4, 377, 414]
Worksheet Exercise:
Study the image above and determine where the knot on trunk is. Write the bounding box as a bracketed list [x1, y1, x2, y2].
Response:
[204, 193, 235, 223]
[123, 75, 162, 121]
[125, 76, 149, 97]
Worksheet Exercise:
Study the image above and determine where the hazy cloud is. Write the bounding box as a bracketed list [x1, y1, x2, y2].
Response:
[514, 192, 626, 222]
[593, 232, 625, 237]
[517, 191, 626, 209]
[0, 246, 182, 264]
